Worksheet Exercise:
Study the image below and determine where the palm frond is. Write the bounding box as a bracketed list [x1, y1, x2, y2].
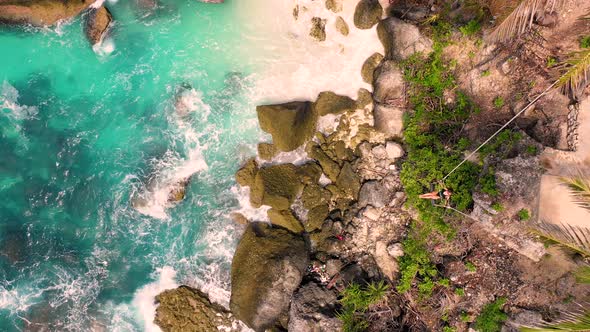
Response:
[574, 266, 590, 284]
[557, 49, 590, 99]
[559, 175, 590, 211]
[486, 0, 564, 43]
[531, 222, 590, 257]
[520, 309, 590, 331]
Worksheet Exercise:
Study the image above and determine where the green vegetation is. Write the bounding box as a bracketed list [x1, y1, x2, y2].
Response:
[517, 209, 530, 221]
[491, 202, 504, 212]
[547, 56, 558, 68]
[574, 266, 590, 284]
[520, 311, 590, 331]
[443, 326, 457, 332]
[480, 170, 499, 196]
[481, 69, 491, 77]
[397, 227, 441, 296]
[455, 288, 465, 296]
[466, 262, 477, 272]
[493, 96, 505, 109]
[526, 145, 538, 155]
[479, 130, 523, 158]
[337, 281, 389, 332]
[460, 19, 482, 36]
[580, 35, 590, 49]
[474, 298, 508, 332]
[461, 312, 472, 323]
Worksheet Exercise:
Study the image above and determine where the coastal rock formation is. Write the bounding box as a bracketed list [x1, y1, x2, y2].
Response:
[377, 17, 433, 60]
[249, 163, 303, 210]
[325, 0, 343, 13]
[310, 17, 327, 42]
[84, 6, 112, 46]
[361, 52, 384, 84]
[372, 60, 404, 104]
[353, 0, 382, 29]
[155, 286, 237, 332]
[230, 223, 309, 331]
[314, 91, 356, 116]
[257, 101, 317, 152]
[288, 282, 342, 332]
[0, 0, 94, 26]
[335, 16, 349, 36]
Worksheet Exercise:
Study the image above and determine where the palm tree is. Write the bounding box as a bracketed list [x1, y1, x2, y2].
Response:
[557, 49, 590, 99]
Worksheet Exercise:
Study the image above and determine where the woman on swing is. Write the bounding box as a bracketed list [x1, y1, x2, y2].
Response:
[419, 186, 452, 206]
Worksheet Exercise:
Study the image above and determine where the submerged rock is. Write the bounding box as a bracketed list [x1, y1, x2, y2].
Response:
[231, 223, 309, 332]
[354, 0, 383, 29]
[250, 163, 303, 210]
[257, 101, 317, 152]
[0, 0, 94, 26]
[377, 17, 433, 60]
[167, 177, 191, 203]
[257, 142, 277, 161]
[325, 0, 343, 13]
[155, 286, 237, 332]
[310, 17, 327, 42]
[84, 6, 112, 46]
[335, 16, 349, 36]
[361, 52, 384, 84]
[235, 158, 258, 188]
[288, 282, 342, 332]
[314, 91, 356, 116]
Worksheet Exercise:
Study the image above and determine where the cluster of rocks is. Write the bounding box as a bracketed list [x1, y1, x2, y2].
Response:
[0, 0, 113, 47]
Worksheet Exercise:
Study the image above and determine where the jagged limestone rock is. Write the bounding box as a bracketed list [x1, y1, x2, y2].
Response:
[335, 16, 349, 36]
[377, 17, 433, 60]
[301, 184, 332, 210]
[250, 163, 303, 210]
[231, 223, 309, 332]
[325, 0, 343, 13]
[84, 6, 112, 45]
[314, 91, 356, 116]
[155, 286, 236, 332]
[288, 282, 342, 331]
[0, 0, 94, 26]
[235, 158, 258, 187]
[361, 52, 384, 84]
[257, 101, 317, 152]
[296, 162, 324, 185]
[268, 208, 304, 233]
[353, 0, 382, 30]
[258, 143, 277, 161]
[336, 162, 361, 200]
[310, 17, 327, 42]
[305, 204, 330, 232]
[356, 88, 373, 109]
[306, 143, 341, 182]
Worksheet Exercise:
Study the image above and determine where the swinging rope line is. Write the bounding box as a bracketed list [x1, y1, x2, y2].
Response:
[441, 80, 559, 182]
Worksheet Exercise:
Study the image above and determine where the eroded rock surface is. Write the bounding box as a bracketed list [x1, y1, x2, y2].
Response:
[0, 0, 94, 26]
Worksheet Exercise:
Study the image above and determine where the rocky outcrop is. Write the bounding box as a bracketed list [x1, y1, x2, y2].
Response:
[288, 282, 342, 332]
[310, 17, 327, 42]
[155, 286, 237, 332]
[257, 101, 317, 152]
[85, 6, 112, 45]
[0, 0, 94, 26]
[353, 0, 382, 29]
[325, 0, 343, 13]
[249, 163, 303, 210]
[361, 52, 384, 84]
[314, 91, 356, 116]
[335, 16, 349, 36]
[372, 60, 405, 136]
[230, 223, 309, 332]
[377, 17, 433, 60]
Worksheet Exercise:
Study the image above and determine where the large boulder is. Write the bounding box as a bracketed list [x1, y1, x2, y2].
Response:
[373, 104, 404, 137]
[325, 0, 343, 13]
[235, 158, 258, 187]
[358, 180, 392, 208]
[314, 91, 356, 116]
[288, 282, 342, 332]
[373, 60, 404, 104]
[0, 0, 94, 26]
[377, 17, 433, 60]
[310, 17, 327, 42]
[361, 52, 384, 84]
[336, 162, 361, 200]
[250, 163, 303, 210]
[257, 101, 317, 152]
[353, 0, 382, 29]
[306, 143, 341, 182]
[268, 208, 304, 233]
[84, 6, 112, 46]
[231, 223, 309, 332]
[155, 286, 237, 332]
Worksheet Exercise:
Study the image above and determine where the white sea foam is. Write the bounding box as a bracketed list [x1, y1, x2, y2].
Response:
[0, 81, 38, 121]
[90, 0, 107, 9]
[94, 38, 116, 56]
[133, 89, 211, 219]
[236, 0, 383, 103]
[132, 266, 178, 332]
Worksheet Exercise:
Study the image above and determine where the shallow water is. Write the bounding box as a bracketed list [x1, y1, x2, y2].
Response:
[0, 0, 381, 330]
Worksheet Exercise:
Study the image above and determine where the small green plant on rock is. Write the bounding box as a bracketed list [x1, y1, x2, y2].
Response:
[491, 202, 504, 212]
[493, 96, 505, 109]
[474, 297, 508, 332]
[580, 35, 590, 49]
[337, 281, 389, 332]
[517, 208, 530, 221]
[466, 262, 477, 272]
[460, 19, 482, 36]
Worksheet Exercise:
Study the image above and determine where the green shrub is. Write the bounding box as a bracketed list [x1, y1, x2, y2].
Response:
[455, 288, 465, 296]
[443, 327, 457, 332]
[479, 130, 522, 158]
[481, 69, 491, 77]
[493, 96, 504, 109]
[474, 298, 508, 332]
[460, 19, 482, 36]
[546, 57, 557, 68]
[338, 281, 389, 332]
[480, 171, 499, 196]
[517, 208, 530, 221]
[491, 202, 504, 212]
[580, 36, 590, 48]
[526, 145, 538, 155]
[466, 262, 477, 272]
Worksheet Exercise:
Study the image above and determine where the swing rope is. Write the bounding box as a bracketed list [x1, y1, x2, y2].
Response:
[440, 80, 559, 182]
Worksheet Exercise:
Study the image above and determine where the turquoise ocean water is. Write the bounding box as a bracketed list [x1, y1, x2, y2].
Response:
[0, 0, 264, 330]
